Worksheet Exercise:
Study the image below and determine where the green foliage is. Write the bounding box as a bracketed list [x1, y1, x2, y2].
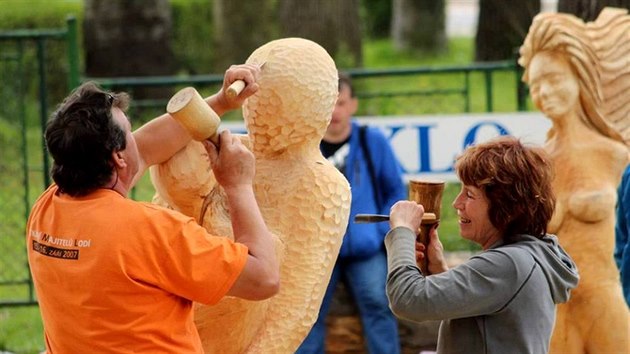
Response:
[363, 37, 475, 67]
[361, 0, 392, 38]
[170, 0, 215, 75]
[0, 0, 83, 115]
[0, 1, 82, 29]
[348, 38, 521, 115]
[0, 307, 43, 354]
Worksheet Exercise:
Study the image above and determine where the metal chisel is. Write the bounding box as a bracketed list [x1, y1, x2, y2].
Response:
[354, 212, 437, 224]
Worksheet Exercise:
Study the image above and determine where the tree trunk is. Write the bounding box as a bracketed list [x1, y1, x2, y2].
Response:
[475, 0, 540, 61]
[558, 0, 630, 21]
[83, 0, 176, 99]
[213, 0, 274, 71]
[279, 0, 362, 67]
[391, 0, 447, 53]
[363, 0, 392, 38]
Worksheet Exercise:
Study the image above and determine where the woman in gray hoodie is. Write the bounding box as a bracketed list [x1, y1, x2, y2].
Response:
[385, 136, 579, 354]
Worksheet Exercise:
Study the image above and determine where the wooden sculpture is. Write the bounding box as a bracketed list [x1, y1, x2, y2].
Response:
[150, 38, 351, 353]
[519, 7, 630, 354]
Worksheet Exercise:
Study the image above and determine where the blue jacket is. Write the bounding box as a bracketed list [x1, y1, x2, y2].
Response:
[327, 120, 407, 259]
[615, 164, 630, 306]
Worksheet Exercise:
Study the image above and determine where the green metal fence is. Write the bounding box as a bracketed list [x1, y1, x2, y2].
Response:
[0, 16, 79, 306]
[0, 19, 527, 307]
[90, 59, 527, 122]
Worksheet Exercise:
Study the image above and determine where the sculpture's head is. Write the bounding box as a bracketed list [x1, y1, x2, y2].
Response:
[243, 38, 338, 155]
[519, 12, 622, 141]
[519, 14, 601, 121]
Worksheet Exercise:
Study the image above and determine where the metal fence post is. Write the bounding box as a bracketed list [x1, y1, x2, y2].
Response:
[36, 38, 50, 187]
[66, 15, 80, 91]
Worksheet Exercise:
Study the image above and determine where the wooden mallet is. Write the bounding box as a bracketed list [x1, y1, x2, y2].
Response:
[408, 180, 445, 275]
[167, 87, 221, 145]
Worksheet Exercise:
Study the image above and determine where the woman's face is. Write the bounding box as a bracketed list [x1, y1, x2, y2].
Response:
[528, 51, 580, 120]
[452, 184, 502, 249]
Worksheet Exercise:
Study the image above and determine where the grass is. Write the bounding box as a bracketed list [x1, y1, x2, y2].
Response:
[353, 38, 522, 115]
[0, 36, 487, 353]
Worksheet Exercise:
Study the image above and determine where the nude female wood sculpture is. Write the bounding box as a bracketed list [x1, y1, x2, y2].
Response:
[519, 8, 630, 354]
[150, 38, 351, 353]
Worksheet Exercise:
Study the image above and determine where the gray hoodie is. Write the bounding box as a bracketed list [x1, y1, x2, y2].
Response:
[385, 227, 579, 354]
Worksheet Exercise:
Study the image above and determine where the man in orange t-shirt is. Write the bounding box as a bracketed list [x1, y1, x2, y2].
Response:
[26, 64, 279, 353]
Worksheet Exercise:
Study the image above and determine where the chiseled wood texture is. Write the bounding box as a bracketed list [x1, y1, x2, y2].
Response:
[150, 38, 351, 353]
[519, 8, 630, 354]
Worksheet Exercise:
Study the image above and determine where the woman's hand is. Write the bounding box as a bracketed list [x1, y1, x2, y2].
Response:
[429, 225, 449, 274]
[415, 224, 449, 275]
[389, 200, 424, 232]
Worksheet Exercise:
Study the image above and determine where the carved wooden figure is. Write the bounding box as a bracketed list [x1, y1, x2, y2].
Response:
[150, 38, 351, 353]
[519, 7, 630, 354]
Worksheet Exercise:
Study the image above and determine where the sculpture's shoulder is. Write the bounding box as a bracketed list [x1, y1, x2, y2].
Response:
[304, 157, 350, 198]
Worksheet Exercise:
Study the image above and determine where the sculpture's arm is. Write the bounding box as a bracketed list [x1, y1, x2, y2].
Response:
[150, 142, 214, 219]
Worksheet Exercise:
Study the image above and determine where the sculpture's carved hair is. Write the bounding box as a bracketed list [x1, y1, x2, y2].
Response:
[519, 8, 628, 144]
[455, 136, 556, 241]
[587, 8, 630, 145]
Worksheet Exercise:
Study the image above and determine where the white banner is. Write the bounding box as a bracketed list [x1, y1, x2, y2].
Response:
[221, 112, 552, 182]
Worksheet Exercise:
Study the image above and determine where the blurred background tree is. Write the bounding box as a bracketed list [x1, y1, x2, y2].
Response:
[213, 0, 275, 71]
[363, 0, 392, 38]
[83, 0, 176, 99]
[279, 0, 363, 67]
[558, 0, 630, 20]
[475, 0, 540, 61]
[391, 0, 447, 54]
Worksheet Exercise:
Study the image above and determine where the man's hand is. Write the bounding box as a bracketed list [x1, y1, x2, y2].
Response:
[207, 64, 261, 116]
[203, 130, 255, 190]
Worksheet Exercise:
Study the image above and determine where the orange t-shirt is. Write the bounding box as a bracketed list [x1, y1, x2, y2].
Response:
[26, 185, 248, 353]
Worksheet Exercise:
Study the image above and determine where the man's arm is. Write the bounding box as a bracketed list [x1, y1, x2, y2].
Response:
[203, 132, 280, 300]
[130, 64, 261, 187]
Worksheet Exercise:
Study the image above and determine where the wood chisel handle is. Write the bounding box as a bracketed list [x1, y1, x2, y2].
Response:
[226, 62, 266, 99]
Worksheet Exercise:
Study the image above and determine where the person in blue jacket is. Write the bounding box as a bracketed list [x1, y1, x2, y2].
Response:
[615, 164, 630, 306]
[297, 73, 406, 354]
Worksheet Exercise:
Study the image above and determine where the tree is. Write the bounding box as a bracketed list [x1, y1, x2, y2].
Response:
[212, 0, 275, 72]
[83, 0, 176, 99]
[279, 0, 362, 68]
[391, 0, 447, 53]
[475, 0, 540, 61]
[558, 0, 630, 21]
[362, 0, 392, 38]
